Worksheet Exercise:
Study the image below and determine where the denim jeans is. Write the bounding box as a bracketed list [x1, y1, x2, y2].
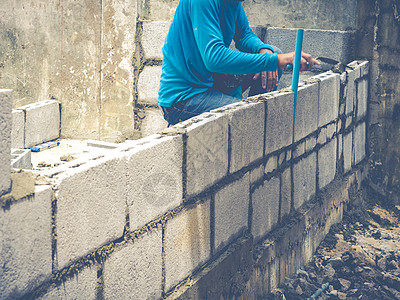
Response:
[162, 47, 283, 126]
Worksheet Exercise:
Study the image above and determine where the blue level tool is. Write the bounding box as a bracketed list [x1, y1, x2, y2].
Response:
[291, 29, 304, 145]
[30, 141, 60, 152]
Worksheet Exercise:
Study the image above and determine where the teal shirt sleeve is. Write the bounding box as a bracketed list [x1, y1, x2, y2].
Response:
[190, 0, 278, 75]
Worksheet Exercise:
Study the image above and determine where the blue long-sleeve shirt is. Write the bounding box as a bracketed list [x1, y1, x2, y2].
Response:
[157, 0, 279, 107]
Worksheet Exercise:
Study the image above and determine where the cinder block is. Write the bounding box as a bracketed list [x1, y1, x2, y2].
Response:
[214, 173, 249, 253]
[318, 138, 337, 190]
[165, 199, 210, 292]
[12, 109, 25, 149]
[293, 141, 305, 158]
[305, 136, 317, 152]
[140, 108, 168, 137]
[228, 102, 264, 173]
[137, 66, 162, 105]
[251, 177, 280, 242]
[141, 21, 170, 60]
[38, 266, 97, 300]
[293, 153, 317, 210]
[0, 185, 52, 299]
[11, 148, 32, 169]
[126, 134, 183, 230]
[265, 90, 294, 155]
[294, 82, 319, 142]
[347, 61, 361, 79]
[21, 100, 60, 148]
[345, 115, 353, 129]
[314, 71, 340, 127]
[358, 61, 369, 77]
[354, 122, 366, 165]
[49, 152, 128, 269]
[250, 164, 265, 185]
[345, 67, 357, 116]
[317, 127, 327, 145]
[343, 132, 353, 173]
[0, 89, 12, 196]
[338, 134, 343, 160]
[103, 229, 163, 300]
[185, 113, 229, 197]
[280, 168, 291, 220]
[356, 79, 368, 121]
[266, 28, 354, 64]
[265, 155, 277, 174]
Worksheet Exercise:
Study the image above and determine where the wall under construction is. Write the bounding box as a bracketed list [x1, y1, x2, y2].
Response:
[0, 60, 369, 299]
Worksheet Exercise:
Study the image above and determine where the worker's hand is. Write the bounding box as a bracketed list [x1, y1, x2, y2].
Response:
[278, 52, 320, 71]
[253, 48, 279, 92]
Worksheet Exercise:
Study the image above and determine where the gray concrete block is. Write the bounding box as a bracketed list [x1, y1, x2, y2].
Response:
[293, 153, 316, 210]
[356, 79, 368, 121]
[338, 134, 343, 160]
[0, 185, 52, 299]
[266, 27, 354, 64]
[354, 122, 366, 165]
[281, 168, 291, 220]
[137, 66, 162, 105]
[306, 136, 317, 152]
[294, 141, 306, 158]
[317, 127, 327, 145]
[214, 173, 249, 253]
[0, 89, 12, 196]
[343, 132, 353, 173]
[345, 115, 353, 129]
[11, 109, 25, 149]
[228, 102, 264, 173]
[251, 177, 280, 242]
[11, 148, 32, 169]
[318, 138, 337, 190]
[49, 152, 128, 269]
[141, 21, 170, 60]
[314, 72, 340, 127]
[345, 67, 357, 116]
[21, 100, 60, 148]
[103, 229, 163, 300]
[126, 134, 183, 230]
[250, 164, 265, 185]
[185, 113, 229, 197]
[358, 60, 369, 77]
[140, 108, 168, 137]
[347, 61, 362, 79]
[165, 199, 211, 292]
[265, 90, 294, 154]
[265, 156, 278, 174]
[38, 266, 97, 300]
[294, 82, 319, 142]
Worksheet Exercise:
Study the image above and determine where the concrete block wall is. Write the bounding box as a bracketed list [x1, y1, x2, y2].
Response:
[11, 100, 60, 149]
[0, 62, 369, 299]
[0, 89, 12, 197]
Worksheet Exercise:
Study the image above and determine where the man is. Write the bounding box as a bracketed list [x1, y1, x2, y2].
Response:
[158, 0, 319, 125]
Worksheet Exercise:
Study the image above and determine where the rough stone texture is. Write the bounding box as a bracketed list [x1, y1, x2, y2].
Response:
[354, 122, 366, 165]
[281, 168, 291, 220]
[242, 0, 357, 31]
[103, 229, 163, 300]
[228, 102, 264, 173]
[20, 100, 60, 148]
[0, 89, 12, 196]
[165, 199, 211, 292]
[11, 148, 32, 170]
[50, 152, 127, 269]
[214, 173, 249, 253]
[0, 185, 52, 299]
[251, 177, 280, 242]
[265, 28, 354, 64]
[140, 108, 168, 138]
[343, 132, 353, 173]
[185, 113, 229, 197]
[126, 134, 183, 230]
[138, 0, 178, 21]
[137, 66, 162, 105]
[39, 266, 97, 300]
[294, 82, 319, 142]
[356, 78, 368, 121]
[11, 109, 25, 149]
[318, 138, 337, 190]
[141, 21, 170, 60]
[264, 91, 294, 155]
[293, 153, 317, 210]
[314, 72, 340, 127]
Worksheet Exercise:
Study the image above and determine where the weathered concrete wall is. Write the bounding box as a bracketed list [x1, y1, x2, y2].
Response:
[0, 89, 12, 196]
[0, 63, 368, 299]
[356, 0, 400, 204]
[0, 0, 137, 140]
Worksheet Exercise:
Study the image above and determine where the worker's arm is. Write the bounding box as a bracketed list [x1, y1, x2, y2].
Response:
[190, 0, 278, 75]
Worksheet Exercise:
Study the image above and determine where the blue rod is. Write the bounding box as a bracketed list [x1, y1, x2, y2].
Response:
[292, 29, 304, 143]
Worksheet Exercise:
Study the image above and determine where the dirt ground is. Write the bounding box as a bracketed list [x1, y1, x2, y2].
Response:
[267, 183, 400, 300]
